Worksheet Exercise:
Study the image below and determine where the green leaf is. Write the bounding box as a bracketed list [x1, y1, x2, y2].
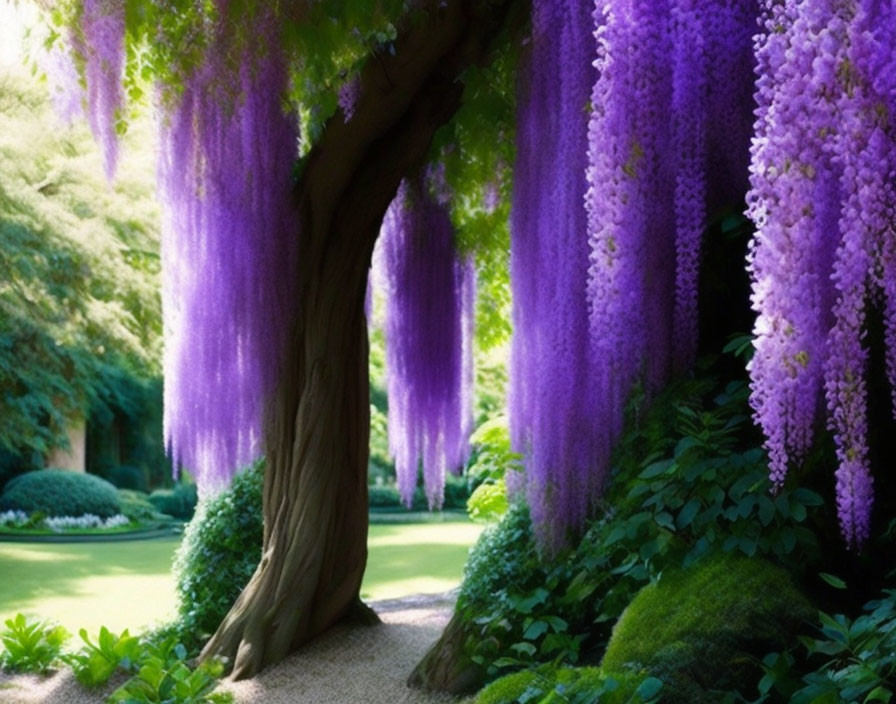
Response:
[819, 573, 847, 590]
[636, 677, 664, 700]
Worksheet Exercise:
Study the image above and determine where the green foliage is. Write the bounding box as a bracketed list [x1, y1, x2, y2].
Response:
[457, 370, 824, 683]
[64, 626, 141, 687]
[106, 465, 148, 492]
[467, 478, 509, 522]
[149, 484, 198, 520]
[465, 416, 519, 522]
[0, 69, 160, 462]
[172, 462, 263, 650]
[602, 553, 813, 703]
[0, 614, 69, 674]
[757, 587, 896, 704]
[476, 665, 659, 704]
[368, 476, 471, 512]
[117, 489, 159, 523]
[0, 469, 121, 519]
[107, 636, 232, 704]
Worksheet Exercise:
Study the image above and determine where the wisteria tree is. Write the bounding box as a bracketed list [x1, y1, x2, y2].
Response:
[49, 0, 896, 688]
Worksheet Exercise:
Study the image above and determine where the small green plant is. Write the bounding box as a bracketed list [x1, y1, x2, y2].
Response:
[64, 626, 141, 687]
[108, 643, 233, 704]
[0, 613, 70, 674]
[757, 586, 896, 703]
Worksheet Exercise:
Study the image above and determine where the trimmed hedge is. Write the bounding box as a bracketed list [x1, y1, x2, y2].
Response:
[149, 483, 198, 520]
[0, 469, 121, 519]
[104, 465, 147, 493]
[368, 474, 470, 512]
[117, 489, 158, 522]
[172, 462, 264, 649]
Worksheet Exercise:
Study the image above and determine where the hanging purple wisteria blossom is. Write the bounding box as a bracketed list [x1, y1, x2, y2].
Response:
[379, 176, 475, 509]
[509, 0, 602, 548]
[159, 5, 299, 494]
[747, 0, 896, 546]
[510, 0, 757, 547]
[80, 0, 125, 179]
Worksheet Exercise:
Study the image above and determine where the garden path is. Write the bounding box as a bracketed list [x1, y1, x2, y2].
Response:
[0, 592, 473, 704]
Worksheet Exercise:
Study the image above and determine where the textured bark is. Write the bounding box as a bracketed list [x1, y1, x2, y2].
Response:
[200, 0, 519, 680]
[407, 609, 485, 694]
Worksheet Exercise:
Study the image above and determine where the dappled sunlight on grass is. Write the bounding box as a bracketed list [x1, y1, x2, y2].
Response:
[0, 521, 483, 636]
[0, 538, 180, 634]
[366, 521, 482, 548]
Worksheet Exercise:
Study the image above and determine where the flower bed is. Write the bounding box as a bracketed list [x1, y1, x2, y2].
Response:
[0, 510, 144, 536]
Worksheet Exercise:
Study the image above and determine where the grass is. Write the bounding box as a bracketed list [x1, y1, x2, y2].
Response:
[0, 520, 482, 635]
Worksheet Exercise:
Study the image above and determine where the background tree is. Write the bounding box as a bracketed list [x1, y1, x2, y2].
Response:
[0, 62, 162, 486]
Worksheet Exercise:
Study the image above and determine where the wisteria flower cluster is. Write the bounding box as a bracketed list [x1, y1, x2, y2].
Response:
[510, 0, 756, 548]
[158, 4, 299, 493]
[747, 0, 896, 546]
[379, 175, 475, 509]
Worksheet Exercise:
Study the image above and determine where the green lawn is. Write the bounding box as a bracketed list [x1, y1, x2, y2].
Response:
[0, 521, 482, 635]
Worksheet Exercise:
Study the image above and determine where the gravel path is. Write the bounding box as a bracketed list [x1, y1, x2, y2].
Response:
[0, 593, 470, 704]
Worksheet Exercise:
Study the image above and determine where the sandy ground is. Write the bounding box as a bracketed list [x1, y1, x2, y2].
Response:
[0, 592, 472, 704]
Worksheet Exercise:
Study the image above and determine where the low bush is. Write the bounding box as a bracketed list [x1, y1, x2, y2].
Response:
[602, 552, 813, 703]
[149, 483, 198, 520]
[368, 484, 403, 509]
[0, 470, 121, 519]
[476, 665, 659, 704]
[105, 465, 148, 493]
[0, 614, 69, 674]
[369, 475, 470, 512]
[118, 489, 159, 523]
[107, 636, 232, 704]
[172, 461, 263, 650]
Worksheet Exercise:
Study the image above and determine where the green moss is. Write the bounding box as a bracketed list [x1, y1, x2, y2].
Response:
[475, 666, 648, 704]
[475, 670, 537, 704]
[602, 552, 814, 702]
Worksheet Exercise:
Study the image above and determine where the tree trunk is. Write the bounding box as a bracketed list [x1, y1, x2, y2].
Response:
[200, 0, 519, 680]
[407, 609, 485, 694]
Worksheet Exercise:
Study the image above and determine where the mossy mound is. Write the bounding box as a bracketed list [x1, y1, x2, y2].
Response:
[475, 666, 652, 704]
[601, 551, 813, 702]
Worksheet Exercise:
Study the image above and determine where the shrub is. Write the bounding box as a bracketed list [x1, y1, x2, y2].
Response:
[105, 465, 147, 493]
[0, 614, 69, 674]
[443, 473, 471, 510]
[368, 484, 403, 509]
[149, 483, 198, 520]
[368, 477, 470, 512]
[0, 469, 121, 519]
[601, 552, 813, 703]
[476, 666, 658, 704]
[452, 374, 825, 685]
[118, 489, 159, 522]
[172, 462, 263, 650]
